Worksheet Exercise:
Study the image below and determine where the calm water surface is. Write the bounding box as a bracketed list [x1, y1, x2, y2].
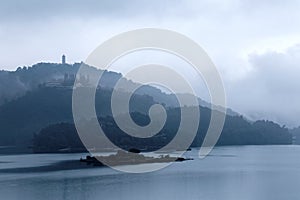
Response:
[1, 145, 300, 200]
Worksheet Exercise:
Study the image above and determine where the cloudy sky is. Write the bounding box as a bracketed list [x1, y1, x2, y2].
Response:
[1, 0, 300, 127]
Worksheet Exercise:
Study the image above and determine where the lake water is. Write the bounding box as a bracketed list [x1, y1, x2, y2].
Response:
[1, 145, 300, 200]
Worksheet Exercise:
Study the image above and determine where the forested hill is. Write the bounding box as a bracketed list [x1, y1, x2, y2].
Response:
[0, 62, 238, 114]
[0, 62, 292, 153]
[32, 111, 292, 153]
[0, 62, 121, 105]
[0, 85, 292, 152]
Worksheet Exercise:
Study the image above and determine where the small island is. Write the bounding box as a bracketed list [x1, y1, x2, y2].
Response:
[80, 150, 193, 167]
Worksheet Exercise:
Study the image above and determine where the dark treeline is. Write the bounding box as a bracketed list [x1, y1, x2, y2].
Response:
[0, 86, 156, 147]
[32, 108, 292, 153]
[290, 127, 300, 144]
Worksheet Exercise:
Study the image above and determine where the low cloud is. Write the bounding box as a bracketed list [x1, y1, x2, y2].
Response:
[227, 44, 300, 127]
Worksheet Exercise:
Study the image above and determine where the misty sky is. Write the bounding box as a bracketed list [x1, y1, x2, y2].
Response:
[1, 0, 300, 127]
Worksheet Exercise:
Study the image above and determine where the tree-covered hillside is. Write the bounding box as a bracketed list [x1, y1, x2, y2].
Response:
[0, 62, 293, 153]
[32, 109, 292, 153]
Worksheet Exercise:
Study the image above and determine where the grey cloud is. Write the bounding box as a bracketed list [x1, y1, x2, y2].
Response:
[228, 44, 300, 127]
[248, 47, 300, 94]
[0, 0, 183, 22]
